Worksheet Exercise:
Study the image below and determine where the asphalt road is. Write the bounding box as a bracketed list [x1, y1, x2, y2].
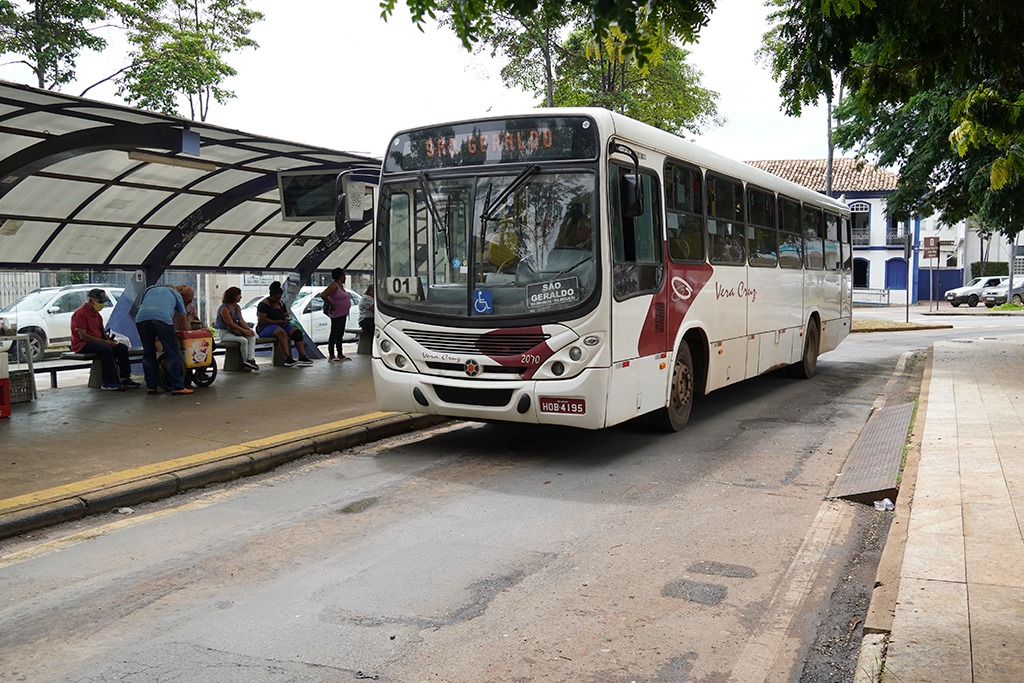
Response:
[1, 315, 1020, 683]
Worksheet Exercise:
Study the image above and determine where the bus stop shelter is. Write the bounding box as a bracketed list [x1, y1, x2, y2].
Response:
[0, 79, 382, 351]
[0, 80, 380, 289]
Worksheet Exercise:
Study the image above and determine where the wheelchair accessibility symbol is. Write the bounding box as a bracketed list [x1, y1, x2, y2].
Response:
[473, 289, 493, 315]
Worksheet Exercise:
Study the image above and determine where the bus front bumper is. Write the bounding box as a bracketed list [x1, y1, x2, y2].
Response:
[372, 360, 610, 430]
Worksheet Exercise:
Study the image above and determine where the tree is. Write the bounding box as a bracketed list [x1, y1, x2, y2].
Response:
[763, 0, 1024, 239]
[0, 0, 154, 90]
[434, 0, 582, 107]
[380, 0, 715, 67]
[432, 1, 720, 136]
[551, 27, 721, 136]
[116, 0, 263, 120]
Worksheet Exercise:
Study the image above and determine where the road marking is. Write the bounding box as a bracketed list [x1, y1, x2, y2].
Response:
[729, 500, 850, 683]
[0, 487, 247, 568]
[0, 411, 396, 514]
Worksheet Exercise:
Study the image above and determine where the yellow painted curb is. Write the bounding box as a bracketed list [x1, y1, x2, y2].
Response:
[0, 411, 396, 514]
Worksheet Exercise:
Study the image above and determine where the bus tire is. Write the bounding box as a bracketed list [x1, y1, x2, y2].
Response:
[790, 321, 819, 379]
[649, 342, 694, 432]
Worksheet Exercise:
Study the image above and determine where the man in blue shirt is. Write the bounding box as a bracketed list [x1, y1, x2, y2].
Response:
[136, 285, 193, 395]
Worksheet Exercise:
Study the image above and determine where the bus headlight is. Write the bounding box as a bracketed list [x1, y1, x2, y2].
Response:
[396, 355, 407, 368]
[569, 346, 583, 361]
[380, 338, 392, 353]
[551, 361, 565, 376]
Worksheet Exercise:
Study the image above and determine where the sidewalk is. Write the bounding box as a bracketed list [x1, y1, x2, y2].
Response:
[858, 335, 1024, 682]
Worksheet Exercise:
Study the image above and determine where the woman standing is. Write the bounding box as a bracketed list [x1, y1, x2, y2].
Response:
[320, 268, 352, 361]
[214, 286, 259, 371]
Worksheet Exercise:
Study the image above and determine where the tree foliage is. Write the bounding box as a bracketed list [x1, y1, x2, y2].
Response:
[116, 0, 262, 120]
[434, 0, 584, 107]
[764, 0, 1024, 239]
[0, 0, 261, 121]
[380, 0, 715, 68]
[0, 0, 154, 90]
[432, 0, 720, 136]
[551, 27, 721, 136]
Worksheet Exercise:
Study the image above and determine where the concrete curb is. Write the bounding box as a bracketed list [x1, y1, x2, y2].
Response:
[0, 412, 448, 540]
[852, 344, 932, 675]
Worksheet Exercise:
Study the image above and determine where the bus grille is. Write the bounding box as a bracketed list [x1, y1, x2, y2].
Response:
[406, 330, 549, 356]
[425, 362, 525, 375]
[433, 385, 514, 407]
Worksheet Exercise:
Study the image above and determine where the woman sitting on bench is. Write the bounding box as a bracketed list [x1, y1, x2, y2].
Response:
[214, 286, 259, 371]
[255, 281, 312, 367]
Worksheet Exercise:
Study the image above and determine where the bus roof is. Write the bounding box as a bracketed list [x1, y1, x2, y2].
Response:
[390, 107, 849, 215]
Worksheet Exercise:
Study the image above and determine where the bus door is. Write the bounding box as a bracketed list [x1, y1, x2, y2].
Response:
[605, 156, 666, 424]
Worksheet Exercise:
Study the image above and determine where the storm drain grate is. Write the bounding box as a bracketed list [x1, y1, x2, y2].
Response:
[830, 402, 914, 503]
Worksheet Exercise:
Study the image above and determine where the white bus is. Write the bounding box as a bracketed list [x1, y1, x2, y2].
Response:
[369, 108, 851, 431]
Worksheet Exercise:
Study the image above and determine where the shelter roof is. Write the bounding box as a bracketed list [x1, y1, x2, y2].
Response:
[745, 158, 899, 194]
[0, 80, 380, 277]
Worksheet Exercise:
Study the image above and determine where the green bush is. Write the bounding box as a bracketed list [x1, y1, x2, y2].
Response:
[971, 261, 1009, 278]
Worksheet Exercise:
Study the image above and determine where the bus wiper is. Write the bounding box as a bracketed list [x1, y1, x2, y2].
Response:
[418, 171, 451, 258]
[480, 165, 540, 223]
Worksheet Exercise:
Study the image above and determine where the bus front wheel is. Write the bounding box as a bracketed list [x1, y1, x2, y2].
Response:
[649, 342, 694, 432]
[790, 321, 820, 379]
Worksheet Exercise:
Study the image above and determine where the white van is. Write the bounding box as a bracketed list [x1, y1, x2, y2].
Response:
[241, 286, 362, 343]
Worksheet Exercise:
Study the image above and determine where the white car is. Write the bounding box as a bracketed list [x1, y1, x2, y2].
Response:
[944, 276, 1008, 307]
[0, 284, 124, 362]
[982, 280, 1024, 308]
[241, 286, 362, 344]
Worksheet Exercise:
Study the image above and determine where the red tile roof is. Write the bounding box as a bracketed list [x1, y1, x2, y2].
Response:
[745, 158, 899, 193]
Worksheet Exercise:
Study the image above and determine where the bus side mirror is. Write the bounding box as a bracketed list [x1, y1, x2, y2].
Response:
[335, 193, 348, 234]
[620, 173, 644, 218]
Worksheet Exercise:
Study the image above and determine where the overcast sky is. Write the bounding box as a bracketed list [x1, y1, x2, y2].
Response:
[0, 0, 832, 162]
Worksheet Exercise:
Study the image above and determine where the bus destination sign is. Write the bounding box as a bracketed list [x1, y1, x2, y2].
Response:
[385, 117, 598, 172]
[526, 277, 580, 310]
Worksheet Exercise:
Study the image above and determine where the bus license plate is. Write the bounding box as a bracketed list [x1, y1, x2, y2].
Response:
[539, 397, 586, 414]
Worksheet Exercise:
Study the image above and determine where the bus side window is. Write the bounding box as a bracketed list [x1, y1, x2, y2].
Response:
[824, 212, 841, 270]
[747, 186, 777, 267]
[666, 161, 705, 262]
[802, 204, 824, 269]
[707, 174, 745, 265]
[609, 163, 663, 300]
[778, 196, 803, 269]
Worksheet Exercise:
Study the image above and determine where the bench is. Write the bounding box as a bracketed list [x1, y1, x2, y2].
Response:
[357, 330, 372, 355]
[217, 336, 281, 370]
[61, 348, 145, 388]
[34, 359, 93, 389]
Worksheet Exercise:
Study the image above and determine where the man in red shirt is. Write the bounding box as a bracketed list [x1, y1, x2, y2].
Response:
[70, 288, 141, 391]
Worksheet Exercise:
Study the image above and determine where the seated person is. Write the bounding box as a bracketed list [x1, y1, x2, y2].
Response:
[70, 288, 141, 391]
[214, 286, 259, 371]
[256, 281, 312, 367]
[358, 285, 375, 333]
[555, 215, 592, 251]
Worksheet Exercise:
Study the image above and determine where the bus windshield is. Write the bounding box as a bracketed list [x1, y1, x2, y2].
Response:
[377, 168, 597, 319]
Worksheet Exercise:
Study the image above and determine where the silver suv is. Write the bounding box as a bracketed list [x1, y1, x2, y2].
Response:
[0, 284, 124, 362]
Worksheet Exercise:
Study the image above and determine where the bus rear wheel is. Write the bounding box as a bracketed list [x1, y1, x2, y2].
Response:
[790, 321, 819, 379]
[649, 342, 694, 432]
